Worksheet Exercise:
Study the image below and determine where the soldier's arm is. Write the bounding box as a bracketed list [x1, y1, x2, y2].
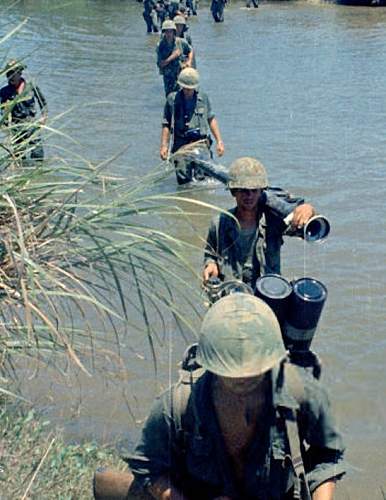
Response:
[311, 479, 336, 500]
[299, 375, 346, 495]
[208, 117, 224, 156]
[203, 218, 220, 281]
[160, 98, 173, 160]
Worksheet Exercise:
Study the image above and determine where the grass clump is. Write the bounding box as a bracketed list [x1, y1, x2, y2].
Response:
[0, 404, 126, 499]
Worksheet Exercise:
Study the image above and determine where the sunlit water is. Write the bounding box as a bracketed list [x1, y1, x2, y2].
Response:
[2, 0, 386, 497]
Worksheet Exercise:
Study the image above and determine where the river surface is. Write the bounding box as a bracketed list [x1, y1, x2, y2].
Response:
[2, 0, 386, 498]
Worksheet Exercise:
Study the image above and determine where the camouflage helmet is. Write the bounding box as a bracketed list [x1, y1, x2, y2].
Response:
[177, 67, 199, 90]
[161, 20, 177, 32]
[228, 157, 268, 190]
[197, 293, 286, 378]
[4, 59, 26, 77]
[174, 15, 186, 25]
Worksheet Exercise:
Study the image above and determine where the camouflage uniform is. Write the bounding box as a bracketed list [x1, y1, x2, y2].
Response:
[156, 36, 192, 96]
[128, 366, 346, 499]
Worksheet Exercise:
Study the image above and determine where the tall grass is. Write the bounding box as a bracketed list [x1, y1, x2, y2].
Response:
[0, 58, 215, 399]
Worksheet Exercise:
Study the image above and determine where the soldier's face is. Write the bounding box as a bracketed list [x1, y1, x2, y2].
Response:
[164, 29, 175, 42]
[182, 87, 195, 99]
[217, 373, 266, 395]
[233, 188, 261, 212]
[7, 71, 22, 86]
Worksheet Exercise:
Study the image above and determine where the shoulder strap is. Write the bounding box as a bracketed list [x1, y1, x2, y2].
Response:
[283, 362, 312, 500]
[172, 344, 205, 437]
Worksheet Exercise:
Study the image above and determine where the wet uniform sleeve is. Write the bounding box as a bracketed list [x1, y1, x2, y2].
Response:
[162, 95, 173, 129]
[127, 391, 175, 489]
[204, 216, 219, 266]
[205, 94, 215, 122]
[299, 374, 347, 493]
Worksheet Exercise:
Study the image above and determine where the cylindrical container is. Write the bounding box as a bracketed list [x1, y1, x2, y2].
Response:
[255, 274, 292, 327]
[284, 277, 327, 351]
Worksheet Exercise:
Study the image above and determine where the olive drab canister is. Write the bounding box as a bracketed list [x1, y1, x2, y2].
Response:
[197, 293, 287, 378]
[177, 67, 199, 89]
[161, 20, 177, 31]
[228, 157, 268, 190]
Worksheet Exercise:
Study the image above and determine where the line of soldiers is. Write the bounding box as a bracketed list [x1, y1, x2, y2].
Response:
[95, 5, 347, 496]
[143, 0, 197, 34]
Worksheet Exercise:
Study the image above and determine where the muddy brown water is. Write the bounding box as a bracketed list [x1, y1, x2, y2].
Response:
[2, 0, 386, 497]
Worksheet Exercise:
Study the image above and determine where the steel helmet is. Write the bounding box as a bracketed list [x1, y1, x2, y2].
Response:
[174, 15, 186, 25]
[177, 67, 199, 90]
[4, 59, 26, 77]
[228, 157, 268, 190]
[162, 20, 177, 32]
[197, 293, 286, 378]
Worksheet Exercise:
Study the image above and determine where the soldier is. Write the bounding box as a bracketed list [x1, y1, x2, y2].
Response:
[0, 59, 47, 161]
[160, 67, 224, 184]
[203, 158, 315, 286]
[173, 15, 196, 68]
[156, 20, 193, 97]
[95, 293, 345, 499]
[143, 0, 159, 33]
[211, 0, 227, 22]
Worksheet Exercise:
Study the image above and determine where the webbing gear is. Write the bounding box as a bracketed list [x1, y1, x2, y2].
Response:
[172, 346, 319, 500]
[283, 363, 312, 500]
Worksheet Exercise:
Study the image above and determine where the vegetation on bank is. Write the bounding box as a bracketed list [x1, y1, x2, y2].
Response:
[0, 404, 126, 499]
[0, 21, 219, 499]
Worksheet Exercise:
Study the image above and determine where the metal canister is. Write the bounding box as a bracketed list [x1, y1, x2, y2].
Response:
[284, 277, 327, 351]
[255, 274, 292, 328]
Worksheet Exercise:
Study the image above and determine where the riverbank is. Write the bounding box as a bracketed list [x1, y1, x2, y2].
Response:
[0, 403, 125, 499]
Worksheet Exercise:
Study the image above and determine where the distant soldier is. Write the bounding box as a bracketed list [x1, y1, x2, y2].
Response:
[0, 59, 47, 161]
[156, 20, 193, 97]
[174, 15, 196, 68]
[246, 0, 259, 8]
[143, 0, 159, 33]
[211, 0, 226, 22]
[160, 67, 224, 184]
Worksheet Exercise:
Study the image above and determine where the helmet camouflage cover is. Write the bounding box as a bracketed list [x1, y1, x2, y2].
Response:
[228, 157, 268, 190]
[197, 293, 286, 378]
[4, 59, 26, 77]
[162, 20, 177, 31]
[177, 67, 199, 90]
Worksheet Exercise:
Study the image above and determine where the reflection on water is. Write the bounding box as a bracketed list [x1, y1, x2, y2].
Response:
[2, 0, 386, 497]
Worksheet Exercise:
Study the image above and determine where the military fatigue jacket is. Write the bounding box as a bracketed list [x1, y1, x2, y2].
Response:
[156, 37, 191, 77]
[0, 79, 46, 124]
[204, 189, 305, 285]
[128, 365, 346, 499]
[163, 89, 214, 151]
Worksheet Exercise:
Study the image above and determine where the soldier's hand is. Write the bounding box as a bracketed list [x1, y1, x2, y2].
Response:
[291, 203, 315, 228]
[203, 262, 219, 282]
[216, 140, 224, 157]
[160, 145, 169, 160]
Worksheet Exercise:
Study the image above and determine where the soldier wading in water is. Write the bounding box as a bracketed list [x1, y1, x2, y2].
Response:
[94, 294, 346, 499]
[160, 67, 224, 185]
[0, 59, 47, 162]
[203, 157, 315, 287]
